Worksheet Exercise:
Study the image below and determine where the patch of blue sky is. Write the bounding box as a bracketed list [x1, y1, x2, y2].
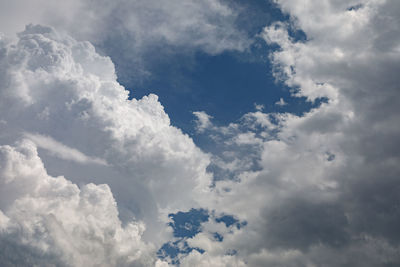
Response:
[112, 0, 316, 139]
[125, 44, 323, 136]
[158, 240, 204, 265]
[215, 214, 246, 229]
[168, 208, 209, 238]
[159, 209, 247, 263]
[213, 232, 224, 242]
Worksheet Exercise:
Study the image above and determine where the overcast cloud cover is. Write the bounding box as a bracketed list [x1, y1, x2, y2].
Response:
[0, 0, 400, 266]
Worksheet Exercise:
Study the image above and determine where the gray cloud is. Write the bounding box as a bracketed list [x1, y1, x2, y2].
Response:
[0, 139, 157, 266]
[0, 0, 251, 83]
[1, 0, 400, 266]
[180, 0, 400, 265]
[0, 24, 214, 265]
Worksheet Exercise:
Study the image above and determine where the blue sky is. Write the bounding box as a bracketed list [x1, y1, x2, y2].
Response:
[0, 0, 400, 266]
[112, 0, 316, 136]
[124, 49, 321, 134]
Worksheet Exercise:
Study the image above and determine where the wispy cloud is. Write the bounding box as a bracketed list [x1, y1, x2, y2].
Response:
[24, 133, 108, 165]
[275, 97, 287, 106]
[193, 111, 214, 133]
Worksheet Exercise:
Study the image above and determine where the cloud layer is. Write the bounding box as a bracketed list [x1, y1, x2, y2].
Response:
[187, 0, 400, 265]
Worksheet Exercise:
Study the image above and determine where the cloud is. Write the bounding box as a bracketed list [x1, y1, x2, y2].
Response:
[0, 24, 213, 263]
[253, 103, 264, 111]
[178, 0, 400, 265]
[0, 0, 251, 82]
[193, 111, 214, 133]
[275, 97, 287, 106]
[24, 133, 108, 165]
[1, 0, 400, 265]
[0, 139, 158, 266]
[0, 0, 250, 53]
[180, 250, 246, 267]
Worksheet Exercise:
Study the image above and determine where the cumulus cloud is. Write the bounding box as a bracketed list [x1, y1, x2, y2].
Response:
[0, 0, 251, 82]
[0, 24, 214, 264]
[0, 139, 157, 266]
[1, 0, 400, 266]
[178, 0, 400, 265]
[0, 0, 250, 52]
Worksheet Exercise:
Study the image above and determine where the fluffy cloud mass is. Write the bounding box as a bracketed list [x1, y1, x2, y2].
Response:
[1, 0, 400, 266]
[0, 0, 251, 82]
[0, 24, 213, 266]
[0, 139, 155, 266]
[186, 0, 400, 265]
[0, 0, 249, 53]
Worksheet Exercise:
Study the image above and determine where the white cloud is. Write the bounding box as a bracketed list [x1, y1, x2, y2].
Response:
[24, 133, 108, 165]
[0, 0, 251, 81]
[254, 103, 264, 111]
[0, 139, 158, 266]
[0, 24, 213, 263]
[181, 250, 246, 267]
[1, 0, 400, 265]
[179, 0, 400, 265]
[193, 111, 214, 133]
[275, 97, 287, 106]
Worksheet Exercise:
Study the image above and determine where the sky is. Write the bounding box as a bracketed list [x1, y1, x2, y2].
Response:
[0, 0, 399, 266]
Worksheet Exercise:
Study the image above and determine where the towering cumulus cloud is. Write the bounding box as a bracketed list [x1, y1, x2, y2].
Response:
[0, 139, 154, 266]
[0, 24, 212, 265]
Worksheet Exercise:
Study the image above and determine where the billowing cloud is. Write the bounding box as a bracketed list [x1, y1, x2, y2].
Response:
[1, 0, 400, 266]
[179, 0, 400, 265]
[0, 0, 250, 53]
[0, 139, 158, 266]
[0, 24, 214, 264]
[0, 0, 251, 82]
